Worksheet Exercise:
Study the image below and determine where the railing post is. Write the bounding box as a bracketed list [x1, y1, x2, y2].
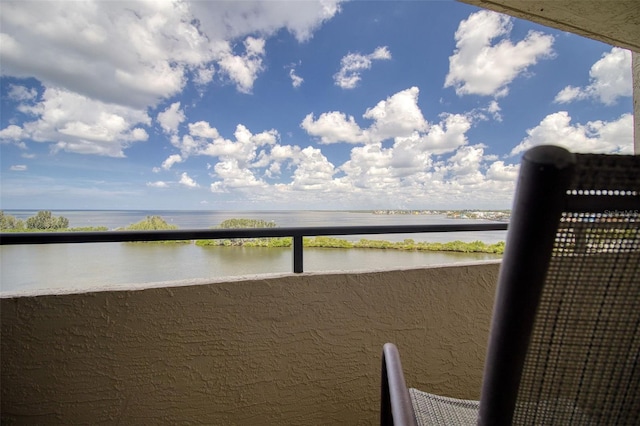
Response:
[293, 235, 303, 273]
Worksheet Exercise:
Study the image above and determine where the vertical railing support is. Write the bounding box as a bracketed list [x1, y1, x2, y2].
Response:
[293, 235, 303, 273]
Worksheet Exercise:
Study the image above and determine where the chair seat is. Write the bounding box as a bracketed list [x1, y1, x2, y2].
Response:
[409, 389, 479, 425]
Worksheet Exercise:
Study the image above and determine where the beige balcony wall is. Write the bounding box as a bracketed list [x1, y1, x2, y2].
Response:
[1, 261, 499, 425]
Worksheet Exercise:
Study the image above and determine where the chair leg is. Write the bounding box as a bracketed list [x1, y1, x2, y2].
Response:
[381, 343, 417, 426]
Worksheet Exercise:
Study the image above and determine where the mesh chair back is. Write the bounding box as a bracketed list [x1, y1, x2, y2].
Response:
[479, 146, 640, 425]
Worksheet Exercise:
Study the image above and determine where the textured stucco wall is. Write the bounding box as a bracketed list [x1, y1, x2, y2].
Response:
[1, 262, 499, 425]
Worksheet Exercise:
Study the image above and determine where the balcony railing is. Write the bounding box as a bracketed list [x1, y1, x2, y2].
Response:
[0, 223, 507, 273]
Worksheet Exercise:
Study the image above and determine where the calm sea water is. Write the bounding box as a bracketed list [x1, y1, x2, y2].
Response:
[0, 210, 505, 295]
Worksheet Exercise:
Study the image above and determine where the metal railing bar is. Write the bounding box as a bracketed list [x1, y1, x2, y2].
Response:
[293, 235, 304, 274]
[0, 223, 508, 245]
[0, 223, 508, 274]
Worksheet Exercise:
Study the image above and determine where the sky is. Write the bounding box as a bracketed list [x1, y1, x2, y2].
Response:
[0, 0, 634, 211]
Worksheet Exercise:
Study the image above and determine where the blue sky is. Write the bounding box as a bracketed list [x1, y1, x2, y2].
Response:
[0, 1, 634, 211]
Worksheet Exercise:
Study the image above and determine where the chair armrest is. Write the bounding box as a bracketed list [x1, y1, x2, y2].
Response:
[381, 343, 418, 426]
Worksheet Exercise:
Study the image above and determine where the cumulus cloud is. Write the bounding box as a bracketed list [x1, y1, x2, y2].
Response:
[154, 110, 520, 208]
[301, 87, 470, 153]
[189, 0, 343, 43]
[301, 111, 368, 144]
[363, 86, 427, 141]
[554, 47, 632, 105]
[334, 46, 391, 89]
[179, 172, 199, 188]
[486, 161, 519, 181]
[294, 87, 519, 206]
[445, 10, 554, 97]
[1, 2, 197, 108]
[289, 66, 304, 88]
[395, 113, 472, 156]
[9, 165, 27, 171]
[510, 112, 633, 155]
[157, 102, 186, 135]
[161, 154, 184, 171]
[147, 181, 169, 188]
[0, 124, 26, 142]
[0, 0, 342, 156]
[1, 1, 342, 107]
[302, 87, 430, 145]
[210, 159, 267, 192]
[158, 121, 283, 192]
[216, 37, 266, 94]
[1, 87, 150, 157]
[7, 84, 37, 101]
[289, 146, 337, 190]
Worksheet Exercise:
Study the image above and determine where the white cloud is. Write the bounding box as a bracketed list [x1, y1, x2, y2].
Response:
[554, 86, 583, 104]
[160, 121, 284, 193]
[157, 102, 186, 135]
[340, 143, 395, 190]
[7, 84, 37, 101]
[216, 37, 266, 94]
[7, 87, 150, 157]
[210, 159, 267, 192]
[0, 1, 201, 108]
[334, 46, 391, 89]
[301, 87, 431, 145]
[147, 181, 169, 188]
[0, 124, 26, 141]
[289, 147, 337, 190]
[395, 113, 472, 156]
[289, 67, 304, 88]
[1, 1, 341, 107]
[9, 165, 27, 171]
[0, 0, 341, 157]
[189, 121, 221, 139]
[149, 111, 519, 209]
[330, 142, 519, 208]
[161, 154, 183, 171]
[554, 47, 632, 105]
[301, 111, 368, 144]
[363, 87, 427, 141]
[486, 161, 519, 181]
[486, 100, 502, 121]
[179, 172, 199, 188]
[194, 66, 216, 86]
[445, 10, 554, 97]
[301, 87, 471, 155]
[189, 0, 343, 43]
[510, 112, 634, 155]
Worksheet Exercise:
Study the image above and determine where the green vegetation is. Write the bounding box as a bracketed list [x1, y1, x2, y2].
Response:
[0, 211, 107, 232]
[118, 215, 187, 244]
[67, 226, 109, 232]
[353, 238, 505, 254]
[196, 218, 281, 247]
[216, 218, 276, 229]
[0, 211, 25, 231]
[300, 237, 504, 254]
[119, 215, 178, 231]
[196, 218, 504, 254]
[26, 210, 69, 230]
[1, 213, 505, 254]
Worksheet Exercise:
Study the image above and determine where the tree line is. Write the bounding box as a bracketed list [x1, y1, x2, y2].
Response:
[1, 210, 70, 230]
[0, 212, 505, 254]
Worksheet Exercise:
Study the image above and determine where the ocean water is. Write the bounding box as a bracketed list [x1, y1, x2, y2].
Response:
[0, 210, 505, 295]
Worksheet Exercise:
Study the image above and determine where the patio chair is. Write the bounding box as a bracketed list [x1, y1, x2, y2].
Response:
[381, 145, 640, 425]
